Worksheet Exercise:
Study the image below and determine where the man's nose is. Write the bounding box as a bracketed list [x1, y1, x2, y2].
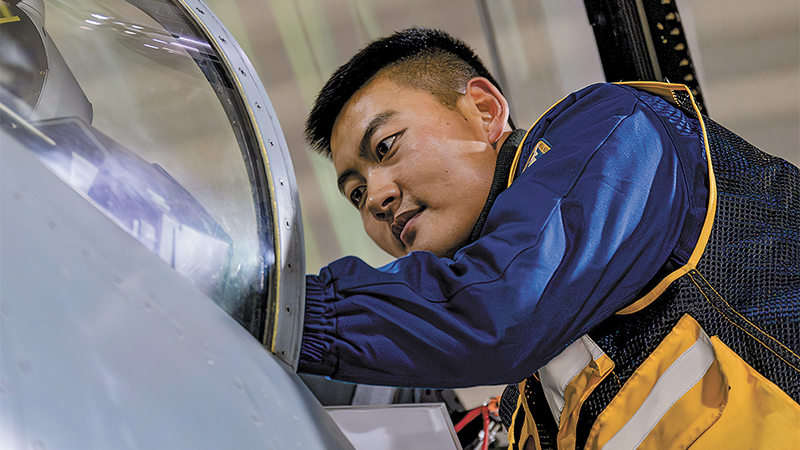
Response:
[366, 176, 400, 222]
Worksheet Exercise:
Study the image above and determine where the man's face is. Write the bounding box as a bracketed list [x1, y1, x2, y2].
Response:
[330, 76, 499, 258]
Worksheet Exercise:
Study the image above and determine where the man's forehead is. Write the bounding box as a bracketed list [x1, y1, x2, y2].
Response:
[334, 77, 401, 125]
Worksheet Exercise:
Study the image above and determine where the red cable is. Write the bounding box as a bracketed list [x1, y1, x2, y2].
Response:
[453, 405, 493, 449]
[453, 406, 483, 433]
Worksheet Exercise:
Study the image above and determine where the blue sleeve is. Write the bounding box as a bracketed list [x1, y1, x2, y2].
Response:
[299, 85, 703, 388]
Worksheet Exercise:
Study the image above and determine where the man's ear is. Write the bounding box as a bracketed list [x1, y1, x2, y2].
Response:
[464, 77, 510, 144]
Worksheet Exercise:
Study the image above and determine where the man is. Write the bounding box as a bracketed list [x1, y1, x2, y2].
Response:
[299, 27, 799, 449]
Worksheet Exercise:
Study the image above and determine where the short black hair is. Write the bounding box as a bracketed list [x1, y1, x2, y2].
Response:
[304, 27, 509, 157]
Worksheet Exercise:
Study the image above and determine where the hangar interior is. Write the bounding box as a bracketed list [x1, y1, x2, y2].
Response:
[202, 0, 799, 273]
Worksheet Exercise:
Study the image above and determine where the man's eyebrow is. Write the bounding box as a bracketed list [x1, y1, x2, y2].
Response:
[336, 110, 397, 194]
[337, 168, 356, 194]
[359, 110, 397, 159]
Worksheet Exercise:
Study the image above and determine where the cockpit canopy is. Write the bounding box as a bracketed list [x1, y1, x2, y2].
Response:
[0, 0, 304, 366]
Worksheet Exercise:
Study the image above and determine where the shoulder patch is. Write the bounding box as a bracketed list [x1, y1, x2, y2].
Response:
[524, 139, 552, 171]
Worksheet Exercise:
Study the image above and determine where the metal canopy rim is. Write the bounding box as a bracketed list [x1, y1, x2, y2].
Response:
[169, 0, 306, 369]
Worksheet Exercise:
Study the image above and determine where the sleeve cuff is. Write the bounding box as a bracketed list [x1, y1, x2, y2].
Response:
[298, 269, 338, 377]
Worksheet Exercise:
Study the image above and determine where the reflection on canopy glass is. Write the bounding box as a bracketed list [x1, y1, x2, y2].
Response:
[0, 0, 273, 338]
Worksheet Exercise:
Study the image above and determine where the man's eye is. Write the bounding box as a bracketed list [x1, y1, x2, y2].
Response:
[349, 186, 365, 206]
[375, 134, 397, 160]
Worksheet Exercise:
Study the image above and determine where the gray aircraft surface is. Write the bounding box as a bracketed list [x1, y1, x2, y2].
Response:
[0, 0, 356, 447]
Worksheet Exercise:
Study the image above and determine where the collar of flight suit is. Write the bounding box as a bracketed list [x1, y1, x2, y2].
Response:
[466, 128, 529, 245]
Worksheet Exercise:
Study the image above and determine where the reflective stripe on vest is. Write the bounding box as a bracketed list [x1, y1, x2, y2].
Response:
[534, 315, 726, 450]
[585, 314, 728, 449]
[600, 324, 716, 449]
[539, 335, 608, 424]
[536, 336, 615, 450]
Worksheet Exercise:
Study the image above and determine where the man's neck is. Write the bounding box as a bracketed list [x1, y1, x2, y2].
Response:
[466, 128, 528, 245]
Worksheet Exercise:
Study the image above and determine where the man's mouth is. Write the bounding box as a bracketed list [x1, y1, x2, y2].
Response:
[391, 207, 423, 247]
